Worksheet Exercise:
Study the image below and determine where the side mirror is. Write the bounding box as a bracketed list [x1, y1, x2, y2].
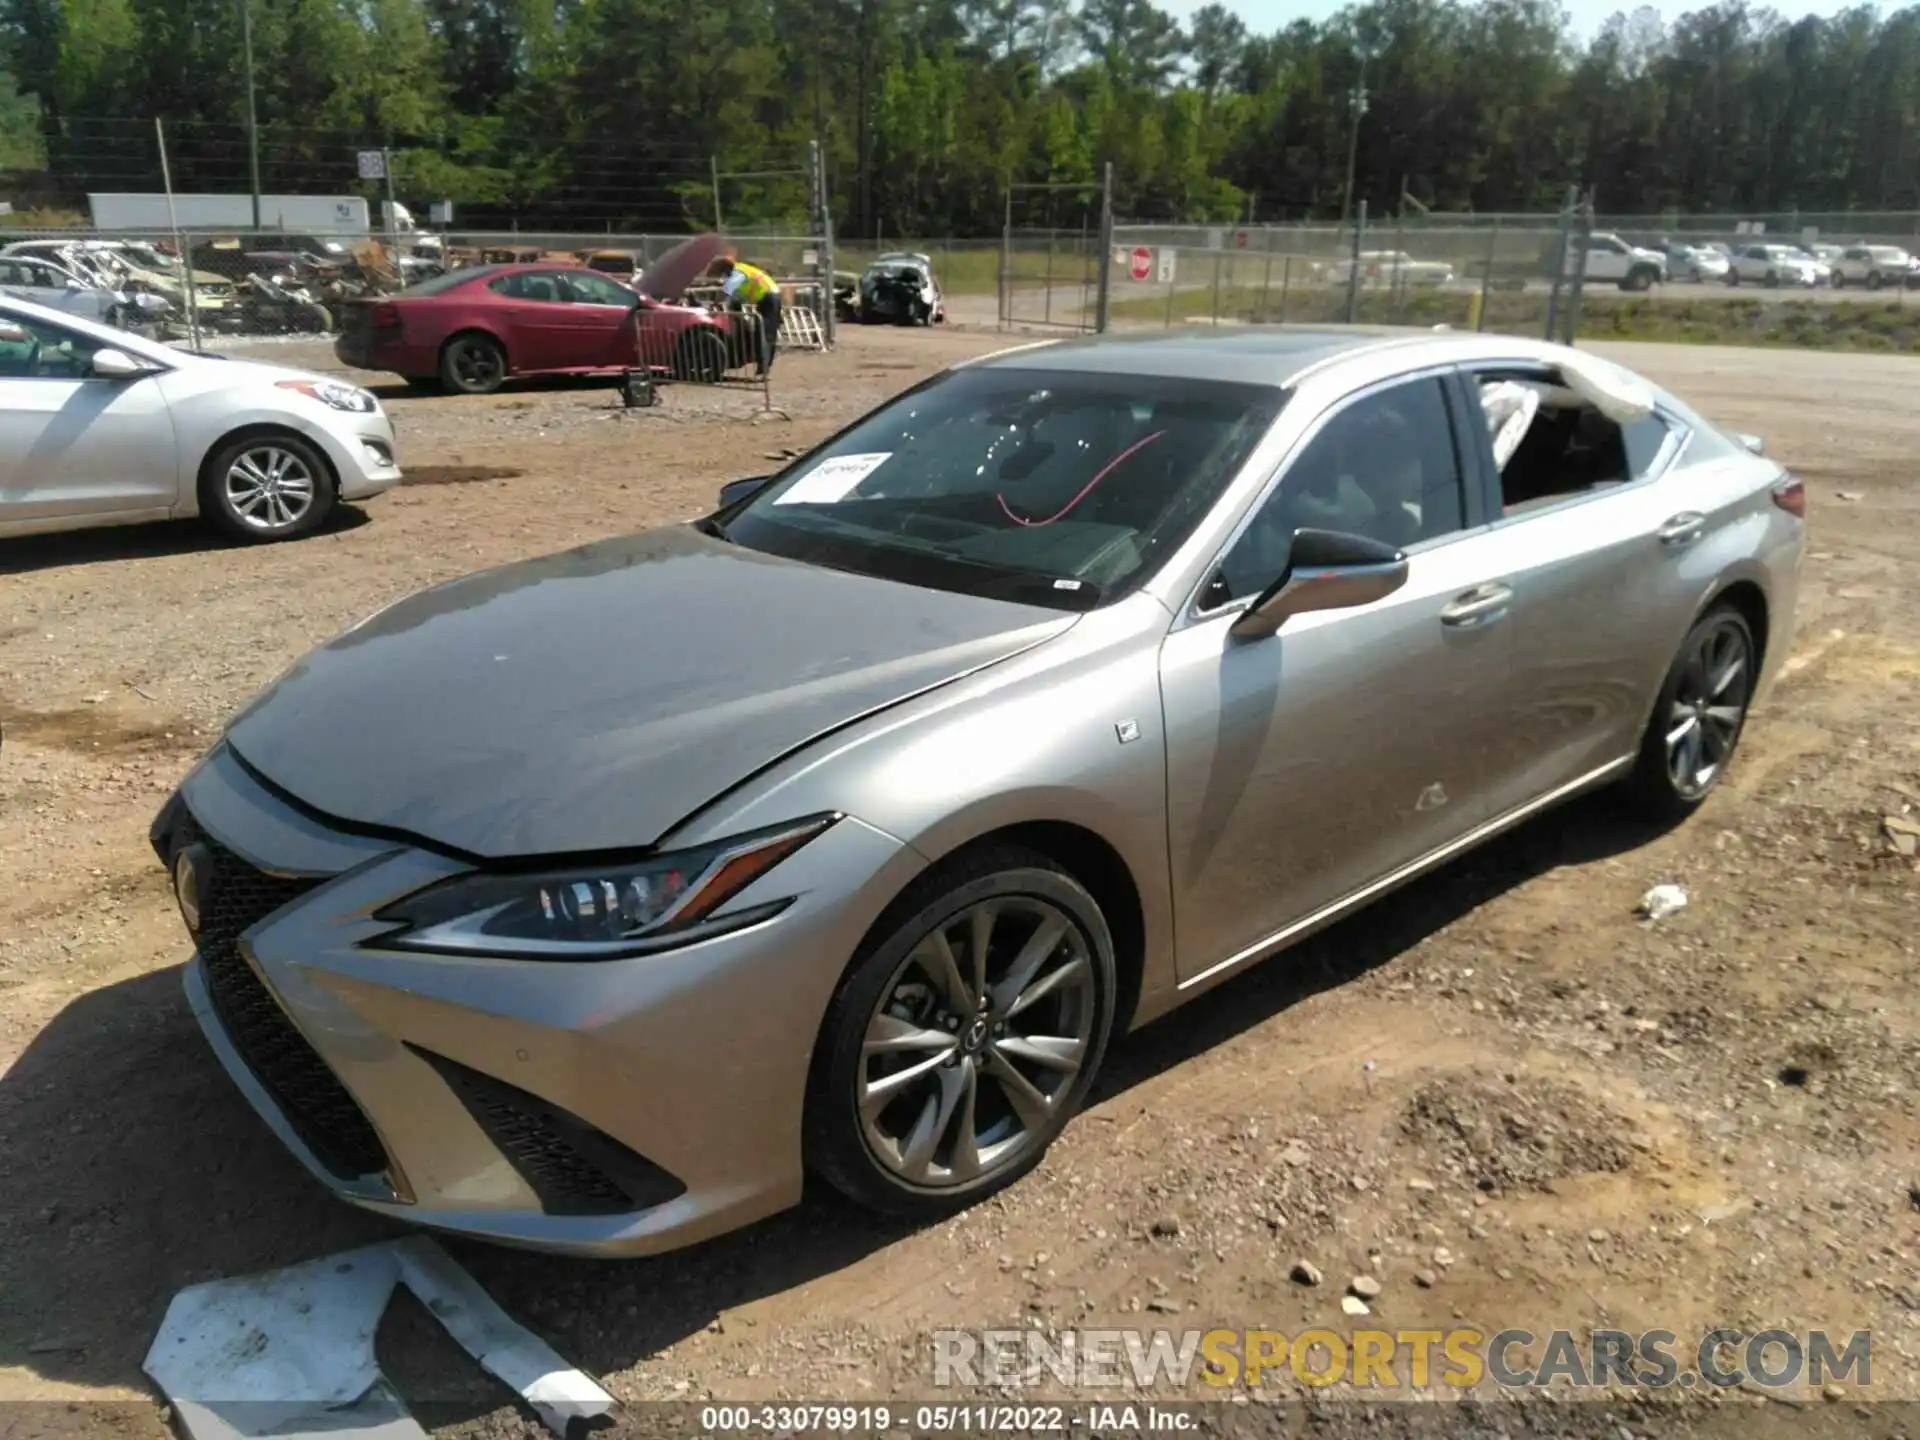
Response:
[1228, 527, 1409, 641]
[1734, 432, 1766, 456]
[717, 475, 772, 509]
[90, 347, 152, 380]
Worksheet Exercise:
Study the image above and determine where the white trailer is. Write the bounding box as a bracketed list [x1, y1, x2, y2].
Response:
[87, 193, 379, 234]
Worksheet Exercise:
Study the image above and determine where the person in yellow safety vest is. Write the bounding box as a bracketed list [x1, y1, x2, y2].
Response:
[715, 257, 782, 377]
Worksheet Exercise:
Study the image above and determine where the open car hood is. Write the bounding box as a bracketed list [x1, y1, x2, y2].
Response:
[638, 233, 726, 301]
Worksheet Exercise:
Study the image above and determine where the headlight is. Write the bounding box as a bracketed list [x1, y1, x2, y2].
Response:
[277, 378, 379, 414]
[369, 814, 838, 960]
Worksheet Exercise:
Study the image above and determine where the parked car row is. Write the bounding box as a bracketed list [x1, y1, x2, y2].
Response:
[1646, 236, 1919, 289]
[0, 241, 180, 331]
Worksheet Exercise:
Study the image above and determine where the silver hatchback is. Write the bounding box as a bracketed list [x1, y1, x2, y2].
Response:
[154, 329, 1804, 1255]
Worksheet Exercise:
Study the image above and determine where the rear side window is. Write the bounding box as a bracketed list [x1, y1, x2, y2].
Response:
[1623, 415, 1674, 479]
[1474, 371, 1675, 513]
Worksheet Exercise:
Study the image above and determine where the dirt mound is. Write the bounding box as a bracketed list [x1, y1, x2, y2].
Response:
[1401, 1072, 1632, 1194]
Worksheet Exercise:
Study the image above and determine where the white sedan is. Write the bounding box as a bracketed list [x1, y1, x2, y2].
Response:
[0, 297, 401, 543]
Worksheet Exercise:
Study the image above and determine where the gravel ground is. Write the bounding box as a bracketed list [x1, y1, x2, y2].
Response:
[1, 324, 1917, 1435]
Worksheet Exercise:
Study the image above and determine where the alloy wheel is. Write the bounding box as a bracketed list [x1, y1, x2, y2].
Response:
[1664, 615, 1753, 799]
[451, 339, 503, 390]
[224, 446, 317, 531]
[857, 897, 1097, 1189]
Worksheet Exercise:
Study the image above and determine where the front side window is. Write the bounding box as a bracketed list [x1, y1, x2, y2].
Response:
[720, 366, 1285, 609]
[1208, 377, 1465, 607]
[563, 271, 635, 306]
[0, 312, 106, 379]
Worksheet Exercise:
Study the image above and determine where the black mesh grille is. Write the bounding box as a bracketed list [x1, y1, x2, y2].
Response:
[408, 1045, 686, 1217]
[177, 818, 390, 1182]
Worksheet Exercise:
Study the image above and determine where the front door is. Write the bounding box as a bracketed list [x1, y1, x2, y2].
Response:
[0, 310, 179, 524]
[556, 270, 642, 367]
[1159, 373, 1518, 984]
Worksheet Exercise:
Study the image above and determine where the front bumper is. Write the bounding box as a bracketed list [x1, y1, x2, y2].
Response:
[157, 745, 923, 1256]
[314, 409, 403, 501]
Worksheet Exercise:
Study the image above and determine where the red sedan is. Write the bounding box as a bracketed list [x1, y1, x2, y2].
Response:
[336, 242, 751, 395]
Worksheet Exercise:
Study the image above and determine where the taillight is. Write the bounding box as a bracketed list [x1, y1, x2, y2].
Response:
[1771, 475, 1805, 518]
[368, 301, 401, 330]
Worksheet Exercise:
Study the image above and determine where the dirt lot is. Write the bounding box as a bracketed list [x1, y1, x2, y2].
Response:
[1, 322, 1917, 1434]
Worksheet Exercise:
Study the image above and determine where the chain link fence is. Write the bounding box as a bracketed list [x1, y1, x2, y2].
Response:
[1101, 201, 1919, 346]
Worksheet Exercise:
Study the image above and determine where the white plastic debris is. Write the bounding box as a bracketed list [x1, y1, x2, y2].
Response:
[143, 1237, 614, 1440]
[1479, 380, 1541, 471]
[1638, 884, 1689, 921]
[1557, 351, 1657, 424]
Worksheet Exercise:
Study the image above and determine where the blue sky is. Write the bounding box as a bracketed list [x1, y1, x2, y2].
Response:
[1158, 0, 1868, 39]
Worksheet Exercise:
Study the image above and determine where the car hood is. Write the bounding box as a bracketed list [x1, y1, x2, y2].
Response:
[637, 233, 725, 301]
[222, 526, 1074, 858]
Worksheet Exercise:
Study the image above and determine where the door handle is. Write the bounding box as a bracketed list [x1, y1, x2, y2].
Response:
[1440, 582, 1514, 627]
[1657, 511, 1706, 547]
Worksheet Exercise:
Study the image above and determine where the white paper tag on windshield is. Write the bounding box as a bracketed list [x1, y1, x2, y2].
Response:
[774, 452, 892, 505]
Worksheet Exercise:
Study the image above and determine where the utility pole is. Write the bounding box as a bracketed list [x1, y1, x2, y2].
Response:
[1338, 55, 1369, 235]
[239, 0, 262, 230]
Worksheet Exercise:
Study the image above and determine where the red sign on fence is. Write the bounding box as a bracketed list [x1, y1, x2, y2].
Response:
[1129, 246, 1153, 282]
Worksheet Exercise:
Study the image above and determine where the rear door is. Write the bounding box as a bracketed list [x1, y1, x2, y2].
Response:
[0, 309, 179, 525]
[1455, 361, 1692, 810]
[484, 269, 578, 371]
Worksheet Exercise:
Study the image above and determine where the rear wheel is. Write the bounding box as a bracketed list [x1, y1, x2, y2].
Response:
[1620, 604, 1757, 821]
[440, 333, 507, 395]
[199, 432, 336, 543]
[805, 847, 1117, 1217]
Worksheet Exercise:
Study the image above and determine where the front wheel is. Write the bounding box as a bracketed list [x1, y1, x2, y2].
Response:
[199, 432, 336, 542]
[673, 328, 728, 383]
[1620, 604, 1757, 821]
[805, 847, 1118, 1217]
[1866, 271, 1885, 291]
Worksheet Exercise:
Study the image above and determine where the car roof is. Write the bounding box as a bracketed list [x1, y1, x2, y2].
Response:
[967, 327, 1618, 391]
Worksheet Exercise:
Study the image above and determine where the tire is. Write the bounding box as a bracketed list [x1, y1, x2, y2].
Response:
[1866, 271, 1884, 291]
[1831, 272, 1844, 289]
[1726, 270, 1740, 287]
[1620, 267, 1653, 293]
[1619, 604, 1757, 822]
[1763, 270, 1780, 288]
[199, 431, 337, 543]
[440, 332, 507, 395]
[673, 328, 727, 383]
[805, 845, 1118, 1218]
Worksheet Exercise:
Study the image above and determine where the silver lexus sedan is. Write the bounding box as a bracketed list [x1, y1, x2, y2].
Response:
[152, 329, 1804, 1255]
